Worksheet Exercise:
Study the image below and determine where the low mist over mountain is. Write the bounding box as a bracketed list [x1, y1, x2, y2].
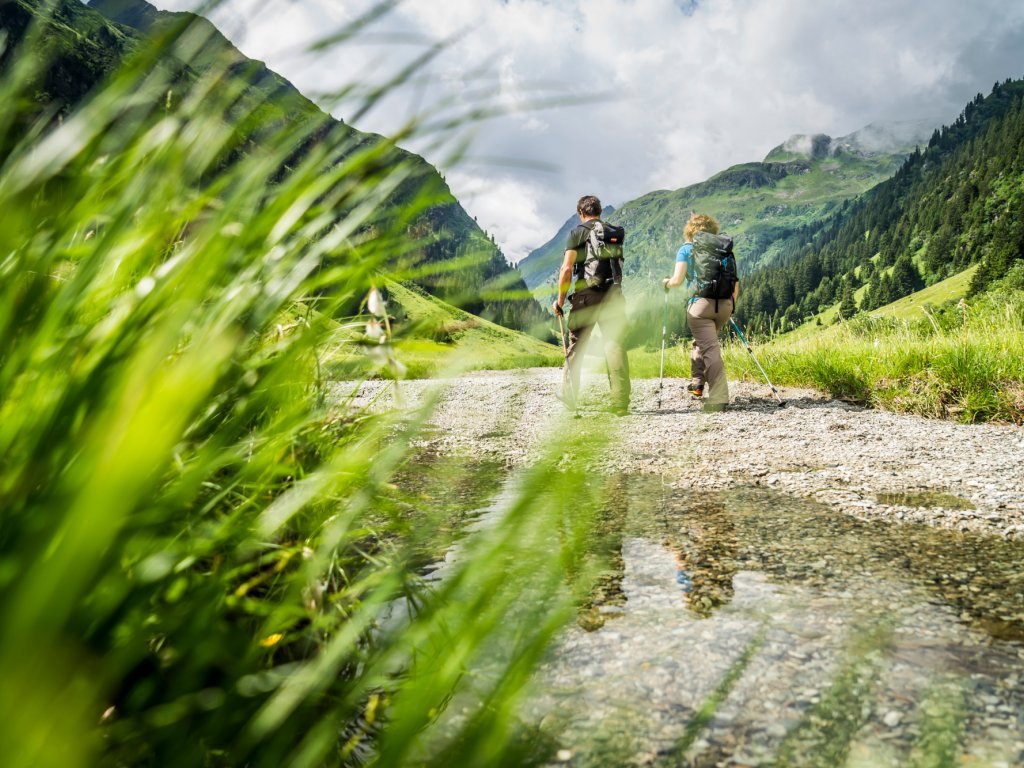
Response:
[765, 120, 936, 162]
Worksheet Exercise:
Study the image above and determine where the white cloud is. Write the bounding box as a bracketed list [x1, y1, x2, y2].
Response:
[154, 0, 1024, 262]
[446, 171, 551, 264]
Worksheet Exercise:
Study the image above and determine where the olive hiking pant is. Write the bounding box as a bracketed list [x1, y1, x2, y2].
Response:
[687, 297, 733, 406]
[561, 285, 631, 410]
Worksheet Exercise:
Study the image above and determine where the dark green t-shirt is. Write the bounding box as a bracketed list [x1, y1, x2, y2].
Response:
[565, 223, 591, 256]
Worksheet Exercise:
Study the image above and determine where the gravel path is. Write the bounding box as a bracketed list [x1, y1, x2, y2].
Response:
[346, 368, 1024, 538]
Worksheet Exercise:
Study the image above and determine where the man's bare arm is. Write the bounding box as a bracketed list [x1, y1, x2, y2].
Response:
[553, 249, 577, 314]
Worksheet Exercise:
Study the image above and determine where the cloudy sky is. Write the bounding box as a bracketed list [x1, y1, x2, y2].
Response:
[158, 0, 1024, 262]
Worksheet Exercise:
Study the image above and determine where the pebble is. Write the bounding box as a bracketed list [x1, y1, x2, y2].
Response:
[882, 710, 902, 727]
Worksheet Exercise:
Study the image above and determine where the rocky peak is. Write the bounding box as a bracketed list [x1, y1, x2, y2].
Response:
[764, 120, 937, 163]
[764, 133, 832, 162]
[88, 0, 162, 32]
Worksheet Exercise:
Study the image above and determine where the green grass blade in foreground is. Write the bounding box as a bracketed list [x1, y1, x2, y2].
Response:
[369, 428, 615, 767]
[0, 6, 614, 767]
[772, 621, 893, 767]
[661, 628, 767, 764]
[907, 678, 967, 768]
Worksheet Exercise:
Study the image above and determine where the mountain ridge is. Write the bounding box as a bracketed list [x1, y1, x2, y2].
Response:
[517, 119, 936, 304]
[734, 77, 1024, 334]
[765, 119, 937, 162]
[1, 0, 547, 333]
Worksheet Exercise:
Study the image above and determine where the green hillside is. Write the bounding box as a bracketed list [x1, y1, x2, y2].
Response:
[789, 264, 979, 338]
[327, 282, 561, 379]
[871, 265, 979, 321]
[0, 0, 545, 332]
[721, 274, 1024, 424]
[736, 78, 1024, 335]
[518, 122, 933, 304]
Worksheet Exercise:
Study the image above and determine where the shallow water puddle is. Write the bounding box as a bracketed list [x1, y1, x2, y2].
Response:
[521, 478, 1024, 767]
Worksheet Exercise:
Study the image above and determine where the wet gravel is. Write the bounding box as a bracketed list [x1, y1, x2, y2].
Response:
[345, 368, 1024, 539]
[370, 372, 1024, 767]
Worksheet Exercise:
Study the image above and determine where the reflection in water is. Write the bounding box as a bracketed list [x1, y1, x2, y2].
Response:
[523, 477, 1024, 768]
[666, 496, 739, 617]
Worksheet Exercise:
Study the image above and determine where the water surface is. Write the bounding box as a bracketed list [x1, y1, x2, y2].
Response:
[523, 477, 1024, 767]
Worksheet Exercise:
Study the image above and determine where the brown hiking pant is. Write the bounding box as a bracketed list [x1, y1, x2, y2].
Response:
[687, 297, 733, 406]
[561, 285, 631, 410]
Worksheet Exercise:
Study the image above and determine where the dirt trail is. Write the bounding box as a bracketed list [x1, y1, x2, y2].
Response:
[346, 369, 1024, 538]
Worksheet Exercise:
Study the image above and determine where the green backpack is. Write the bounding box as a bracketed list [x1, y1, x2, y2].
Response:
[690, 232, 738, 302]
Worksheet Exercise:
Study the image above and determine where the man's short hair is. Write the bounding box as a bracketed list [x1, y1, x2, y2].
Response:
[577, 195, 602, 218]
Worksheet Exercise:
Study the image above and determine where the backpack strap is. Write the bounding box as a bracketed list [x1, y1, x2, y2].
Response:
[572, 220, 598, 283]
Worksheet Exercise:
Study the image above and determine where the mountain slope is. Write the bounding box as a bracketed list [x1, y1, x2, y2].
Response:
[326, 281, 561, 378]
[735, 78, 1024, 334]
[518, 121, 934, 303]
[0, 0, 545, 333]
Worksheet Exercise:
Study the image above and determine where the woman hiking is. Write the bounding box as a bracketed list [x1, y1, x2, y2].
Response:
[663, 213, 739, 413]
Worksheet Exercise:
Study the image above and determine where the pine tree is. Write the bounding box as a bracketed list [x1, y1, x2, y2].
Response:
[838, 282, 858, 319]
[891, 254, 924, 297]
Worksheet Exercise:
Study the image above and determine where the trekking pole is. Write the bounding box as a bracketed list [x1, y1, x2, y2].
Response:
[657, 286, 669, 410]
[555, 308, 579, 417]
[729, 318, 784, 406]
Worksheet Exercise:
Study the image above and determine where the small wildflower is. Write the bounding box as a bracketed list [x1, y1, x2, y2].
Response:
[365, 320, 385, 341]
[367, 287, 386, 318]
[136, 276, 156, 298]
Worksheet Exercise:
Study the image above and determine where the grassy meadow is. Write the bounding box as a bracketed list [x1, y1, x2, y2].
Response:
[324, 281, 562, 379]
[624, 270, 1024, 425]
[721, 287, 1024, 424]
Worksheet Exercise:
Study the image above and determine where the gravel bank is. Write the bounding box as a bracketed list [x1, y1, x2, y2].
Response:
[346, 368, 1024, 538]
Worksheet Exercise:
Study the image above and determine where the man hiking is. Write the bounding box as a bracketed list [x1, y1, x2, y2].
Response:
[553, 195, 631, 415]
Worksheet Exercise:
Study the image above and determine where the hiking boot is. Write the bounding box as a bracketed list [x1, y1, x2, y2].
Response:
[605, 404, 629, 417]
[687, 383, 704, 399]
[702, 402, 728, 413]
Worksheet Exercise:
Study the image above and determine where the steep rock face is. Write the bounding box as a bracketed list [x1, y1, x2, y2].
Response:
[765, 133, 833, 162]
[89, 0, 162, 31]
[0, 0, 136, 113]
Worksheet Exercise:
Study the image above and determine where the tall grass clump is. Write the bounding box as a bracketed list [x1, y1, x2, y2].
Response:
[723, 293, 1024, 423]
[0, 7, 605, 767]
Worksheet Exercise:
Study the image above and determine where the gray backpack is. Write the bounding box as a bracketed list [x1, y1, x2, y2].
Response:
[576, 220, 626, 289]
